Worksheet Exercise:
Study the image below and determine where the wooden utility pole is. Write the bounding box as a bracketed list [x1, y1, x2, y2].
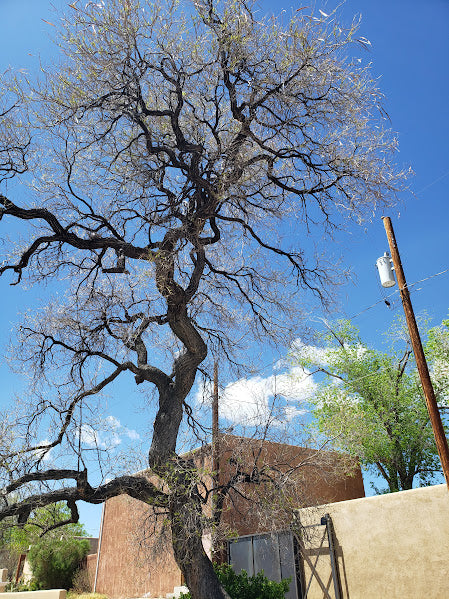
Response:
[382, 216, 449, 490]
[212, 360, 220, 488]
[211, 361, 220, 559]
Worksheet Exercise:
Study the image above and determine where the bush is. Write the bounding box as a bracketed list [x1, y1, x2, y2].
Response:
[28, 537, 90, 590]
[70, 567, 93, 593]
[180, 564, 290, 599]
[5, 580, 40, 593]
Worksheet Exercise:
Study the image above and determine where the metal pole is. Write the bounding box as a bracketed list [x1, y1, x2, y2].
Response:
[93, 501, 106, 593]
[382, 216, 449, 490]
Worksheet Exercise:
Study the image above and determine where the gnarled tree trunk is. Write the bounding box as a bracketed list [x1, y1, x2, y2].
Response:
[169, 482, 229, 599]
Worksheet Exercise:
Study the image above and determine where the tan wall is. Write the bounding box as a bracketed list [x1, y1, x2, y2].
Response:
[0, 592, 66, 599]
[85, 554, 97, 593]
[0, 569, 7, 593]
[299, 484, 449, 599]
[94, 437, 364, 598]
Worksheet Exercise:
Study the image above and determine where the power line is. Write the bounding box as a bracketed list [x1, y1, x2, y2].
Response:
[212, 265, 449, 385]
[408, 267, 449, 291]
[199, 261, 449, 394]
[349, 266, 449, 321]
[349, 287, 400, 320]
[414, 168, 449, 196]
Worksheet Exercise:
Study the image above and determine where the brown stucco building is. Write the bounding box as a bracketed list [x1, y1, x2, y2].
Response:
[88, 436, 365, 598]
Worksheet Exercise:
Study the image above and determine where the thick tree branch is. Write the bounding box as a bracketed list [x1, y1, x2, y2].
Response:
[1, 474, 168, 524]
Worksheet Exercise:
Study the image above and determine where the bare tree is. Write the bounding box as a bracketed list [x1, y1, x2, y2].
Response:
[0, 0, 404, 597]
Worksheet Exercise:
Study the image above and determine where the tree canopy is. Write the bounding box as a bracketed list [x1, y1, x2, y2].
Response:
[0, 503, 87, 587]
[0, 1, 405, 597]
[292, 319, 447, 493]
[1, 502, 86, 555]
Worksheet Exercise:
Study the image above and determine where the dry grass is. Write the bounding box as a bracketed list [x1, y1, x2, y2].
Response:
[67, 592, 108, 599]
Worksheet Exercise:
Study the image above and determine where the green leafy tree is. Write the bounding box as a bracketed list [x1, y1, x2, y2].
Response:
[27, 536, 89, 590]
[426, 318, 449, 399]
[1, 503, 87, 583]
[5, 503, 86, 555]
[292, 320, 446, 493]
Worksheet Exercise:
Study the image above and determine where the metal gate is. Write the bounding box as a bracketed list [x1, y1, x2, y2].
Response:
[293, 514, 342, 599]
[228, 515, 342, 599]
[228, 530, 301, 599]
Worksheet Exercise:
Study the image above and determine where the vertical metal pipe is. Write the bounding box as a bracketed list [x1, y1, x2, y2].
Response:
[382, 216, 449, 490]
[93, 501, 106, 593]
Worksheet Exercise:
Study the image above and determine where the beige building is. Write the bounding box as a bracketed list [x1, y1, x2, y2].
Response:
[86, 478, 449, 598]
[298, 483, 449, 599]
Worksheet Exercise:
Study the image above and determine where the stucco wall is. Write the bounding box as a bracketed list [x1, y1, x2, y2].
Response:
[85, 554, 97, 593]
[94, 494, 182, 599]
[298, 484, 449, 599]
[93, 437, 364, 598]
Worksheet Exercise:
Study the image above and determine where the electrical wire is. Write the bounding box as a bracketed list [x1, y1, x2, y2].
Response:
[348, 266, 449, 321]
[407, 267, 449, 291]
[200, 254, 449, 398]
[229, 265, 449, 382]
[414, 168, 449, 196]
[207, 171, 449, 408]
[349, 287, 400, 320]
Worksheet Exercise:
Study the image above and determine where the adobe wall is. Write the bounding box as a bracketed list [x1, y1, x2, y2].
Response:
[85, 554, 97, 592]
[217, 436, 365, 536]
[94, 495, 182, 599]
[298, 484, 449, 599]
[217, 436, 365, 505]
[94, 437, 363, 598]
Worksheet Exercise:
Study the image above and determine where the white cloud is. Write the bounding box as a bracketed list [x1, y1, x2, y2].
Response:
[79, 416, 140, 449]
[219, 375, 273, 426]
[292, 338, 368, 366]
[196, 335, 378, 427]
[283, 405, 306, 421]
[80, 424, 99, 447]
[290, 338, 331, 367]
[80, 424, 118, 449]
[196, 364, 316, 427]
[105, 415, 121, 428]
[196, 338, 372, 428]
[125, 428, 141, 441]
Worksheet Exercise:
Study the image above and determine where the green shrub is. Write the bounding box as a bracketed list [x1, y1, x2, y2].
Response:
[5, 580, 40, 593]
[28, 537, 90, 590]
[180, 564, 290, 599]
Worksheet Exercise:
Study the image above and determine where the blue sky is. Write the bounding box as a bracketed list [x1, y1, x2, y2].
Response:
[0, 0, 448, 534]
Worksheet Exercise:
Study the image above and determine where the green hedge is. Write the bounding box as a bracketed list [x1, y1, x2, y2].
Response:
[180, 564, 290, 599]
[28, 537, 90, 590]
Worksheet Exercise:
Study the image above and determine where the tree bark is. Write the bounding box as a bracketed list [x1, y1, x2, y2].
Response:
[170, 490, 229, 599]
